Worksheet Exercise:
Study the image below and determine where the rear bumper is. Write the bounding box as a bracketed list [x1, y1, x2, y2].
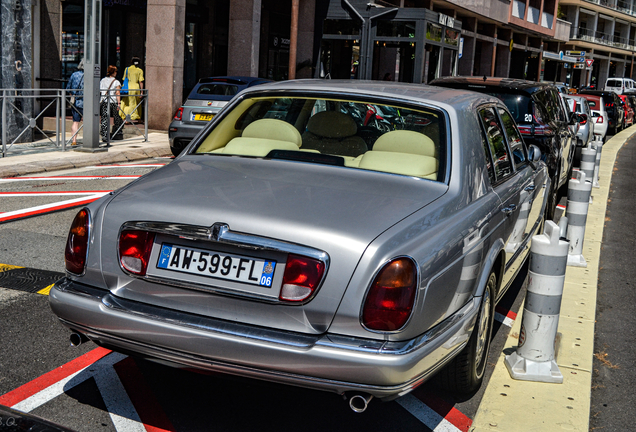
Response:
[49, 278, 479, 399]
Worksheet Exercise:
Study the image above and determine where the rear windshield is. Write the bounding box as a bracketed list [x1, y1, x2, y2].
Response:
[607, 79, 620, 88]
[196, 84, 239, 96]
[194, 96, 446, 181]
[485, 93, 533, 125]
[586, 99, 598, 108]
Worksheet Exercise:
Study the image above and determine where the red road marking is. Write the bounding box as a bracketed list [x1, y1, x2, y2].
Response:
[0, 195, 104, 223]
[114, 357, 176, 432]
[495, 306, 517, 321]
[0, 347, 112, 406]
[412, 389, 472, 432]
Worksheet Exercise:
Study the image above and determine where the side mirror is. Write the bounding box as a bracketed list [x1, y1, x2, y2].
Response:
[528, 144, 542, 163]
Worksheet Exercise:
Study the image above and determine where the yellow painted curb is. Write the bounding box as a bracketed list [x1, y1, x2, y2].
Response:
[470, 127, 636, 432]
[37, 283, 54, 296]
[0, 263, 23, 272]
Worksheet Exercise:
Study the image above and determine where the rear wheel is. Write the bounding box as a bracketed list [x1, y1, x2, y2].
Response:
[437, 272, 496, 394]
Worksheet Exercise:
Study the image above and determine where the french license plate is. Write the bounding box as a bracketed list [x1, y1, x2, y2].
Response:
[192, 113, 214, 121]
[157, 243, 276, 287]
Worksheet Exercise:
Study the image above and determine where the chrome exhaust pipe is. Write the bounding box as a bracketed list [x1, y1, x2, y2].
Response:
[69, 332, 89, 347]
[349, 393, 374, 413]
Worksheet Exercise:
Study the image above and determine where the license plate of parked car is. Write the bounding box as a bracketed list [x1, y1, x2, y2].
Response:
[157, 243, 276, 287]
[193, 113, 214, 121]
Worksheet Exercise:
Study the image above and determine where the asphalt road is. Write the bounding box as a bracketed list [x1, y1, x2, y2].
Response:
[0, 158, 535, 431]
[589, 134, 636, 431]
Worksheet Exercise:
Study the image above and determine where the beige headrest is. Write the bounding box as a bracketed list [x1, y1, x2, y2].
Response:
[373, 130, 436, 157]
[306, 111, 357, 138]
[242, 119, 302, 147]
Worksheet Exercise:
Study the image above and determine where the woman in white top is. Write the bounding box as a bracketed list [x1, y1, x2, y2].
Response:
[99, 65, 124, 141]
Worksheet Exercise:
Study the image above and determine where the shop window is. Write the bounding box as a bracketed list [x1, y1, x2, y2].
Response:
[445, 29, 459, 46]
[376, 21, 415, 38]
[323, 19, 361, 36]
[62, 1, 85, 81]
[427, 23, 442, 42]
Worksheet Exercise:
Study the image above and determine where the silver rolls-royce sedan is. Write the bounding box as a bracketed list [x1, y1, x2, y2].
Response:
[50, 80, 548, 411]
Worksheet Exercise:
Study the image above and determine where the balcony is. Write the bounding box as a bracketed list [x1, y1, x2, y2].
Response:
[570, 27, 636, 50]
[582, 0, 636, 18]
[555, 19, 572, 41]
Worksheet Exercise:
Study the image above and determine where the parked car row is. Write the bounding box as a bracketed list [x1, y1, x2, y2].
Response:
[52, 75, 626, 412]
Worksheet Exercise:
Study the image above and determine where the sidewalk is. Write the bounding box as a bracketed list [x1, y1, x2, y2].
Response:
[0, 132, 172, 178]
[471, 127, 636, 432]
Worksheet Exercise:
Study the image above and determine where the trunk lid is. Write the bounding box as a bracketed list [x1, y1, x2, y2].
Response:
[100, 155, 448, 334]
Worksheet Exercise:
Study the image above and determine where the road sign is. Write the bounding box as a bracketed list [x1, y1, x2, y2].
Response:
[586, 59, 594, 67]
[566, 50, 586, 56]
[574, 63, 585, 69]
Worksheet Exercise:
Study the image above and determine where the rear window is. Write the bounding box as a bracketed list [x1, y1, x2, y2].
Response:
[586, 99, 597, 108]
[485, 93, 534, 125]
[195, 96, 446, 181]
[607, 79, 620, 88]
[196, 84, 239, 96]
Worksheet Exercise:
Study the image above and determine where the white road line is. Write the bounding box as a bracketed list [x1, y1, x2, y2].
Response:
[12, 353, 127, 413]
[397, 394, 463, 432]
[0, 176, 140, 182]
[0, 192, 110, 197]
[93, 364, 146, 432]
[0, 194, 108, 220]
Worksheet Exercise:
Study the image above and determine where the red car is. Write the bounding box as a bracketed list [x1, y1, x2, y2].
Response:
[619, 94, 634, 128]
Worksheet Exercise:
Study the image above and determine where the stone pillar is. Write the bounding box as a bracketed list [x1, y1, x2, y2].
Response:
[145, 0, 185, 130]
[296, 0, 315, 79]
[1, 0, 33, 142]
[228, 0, 261, 77]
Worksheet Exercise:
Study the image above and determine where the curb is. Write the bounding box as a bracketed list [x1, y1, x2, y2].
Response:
[0, 134, 172, 179]
[470, 127, 636, 432]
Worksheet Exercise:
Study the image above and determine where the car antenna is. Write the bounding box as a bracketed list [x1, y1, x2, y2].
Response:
[483, 76, 487, 82]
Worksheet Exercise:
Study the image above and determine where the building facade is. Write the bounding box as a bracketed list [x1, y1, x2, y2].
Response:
[8, 0, 614, 133]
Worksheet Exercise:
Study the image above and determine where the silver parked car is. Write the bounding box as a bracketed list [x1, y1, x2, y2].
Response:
[563, 95, 594, 167]
[50, 81, 548, 411]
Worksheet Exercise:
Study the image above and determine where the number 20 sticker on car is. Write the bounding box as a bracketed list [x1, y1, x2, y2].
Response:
[157, 243, 276, 287]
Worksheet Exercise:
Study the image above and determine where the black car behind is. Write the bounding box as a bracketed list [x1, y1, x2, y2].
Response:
[430, 77, 575, 220]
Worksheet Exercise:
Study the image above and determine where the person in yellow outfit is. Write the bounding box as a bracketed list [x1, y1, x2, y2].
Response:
[119, 56, 145, 122]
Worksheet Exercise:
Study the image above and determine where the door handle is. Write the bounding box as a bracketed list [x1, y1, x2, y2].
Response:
[502, 204, 517, 215]
[524, 185, 536, 191]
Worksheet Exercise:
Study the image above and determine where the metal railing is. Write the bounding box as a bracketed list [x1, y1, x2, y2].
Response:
[584, 0, 636, 18]
[1, 88, 149, 157]
[570, 27, 635, 51]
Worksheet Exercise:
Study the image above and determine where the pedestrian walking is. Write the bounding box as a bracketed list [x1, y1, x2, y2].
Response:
[99, 65, 124, 141]
[119, 56, 145, 122]
[66, 59, 85, 146]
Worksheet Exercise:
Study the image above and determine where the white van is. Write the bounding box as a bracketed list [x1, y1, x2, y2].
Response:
[604, 77, 636, 95]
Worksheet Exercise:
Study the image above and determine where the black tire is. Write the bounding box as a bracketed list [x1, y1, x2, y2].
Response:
[437, 272, 496, 394]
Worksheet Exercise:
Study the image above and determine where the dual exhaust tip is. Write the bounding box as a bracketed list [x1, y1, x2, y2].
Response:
[348, 393, 373, 413]
[69, 332, 89, 347]
[70, 331, 375, 413]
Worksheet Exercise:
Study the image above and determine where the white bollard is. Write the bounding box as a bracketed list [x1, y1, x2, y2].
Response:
[566, 170, 592, 267]
[592, 140, 603, 189]
[579, 143, 597, 203]
[504, 221, 567, 383]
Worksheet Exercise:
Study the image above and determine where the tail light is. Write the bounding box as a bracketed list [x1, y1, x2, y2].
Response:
[173, 107, 184, 121]
[596, 115, 604, 124]
[279, 254, 325, 302]
[65, 209, 91, 274]
[362, 257, 417, 331]
[579, 115, 587, 125]
[119, 230, 156, 276]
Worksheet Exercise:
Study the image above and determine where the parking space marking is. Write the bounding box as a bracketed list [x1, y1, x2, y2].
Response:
[398, 394, 469, 432]
[97, 164, 167, 168]
[494, 306, 517, 328]
[0, 347, 175, 432]
[0, 194, 108, 223]
[0, 175, 141, 182]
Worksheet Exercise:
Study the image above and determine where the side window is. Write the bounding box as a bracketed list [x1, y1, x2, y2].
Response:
[498, 107, 527, 166]
[479, 127, 496, 185]
[478, 107, 512, 181]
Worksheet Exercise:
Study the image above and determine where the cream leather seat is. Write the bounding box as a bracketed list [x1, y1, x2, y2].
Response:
[221, 119, 302, 157]
[301, 111, 368, 157]
[372, 130, 437, 158]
